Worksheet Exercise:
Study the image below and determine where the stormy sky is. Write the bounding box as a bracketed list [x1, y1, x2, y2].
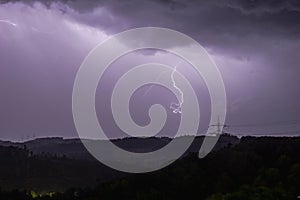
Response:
[0, 0, 300, 141]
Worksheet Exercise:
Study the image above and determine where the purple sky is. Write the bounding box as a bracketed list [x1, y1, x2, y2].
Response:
[0, 0, 300, 141]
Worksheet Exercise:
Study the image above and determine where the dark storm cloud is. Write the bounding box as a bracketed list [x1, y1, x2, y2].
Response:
[57, 0, 300, 55]
[1, 0, 300, 40]
[3, 0, 300, 12]
[46, 0, 300, 73]
[224, 0, 300, 13]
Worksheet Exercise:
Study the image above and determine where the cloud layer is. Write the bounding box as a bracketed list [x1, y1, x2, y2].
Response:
[0, 0, 300, 140]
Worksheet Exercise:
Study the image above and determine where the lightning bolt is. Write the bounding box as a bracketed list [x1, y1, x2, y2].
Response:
[141, 62, 184, 114]
[170, 62, 184, 114]
[0, 20, 17, 27]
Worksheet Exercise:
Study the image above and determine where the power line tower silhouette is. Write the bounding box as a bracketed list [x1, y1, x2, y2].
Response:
[209, 116, 225, 136]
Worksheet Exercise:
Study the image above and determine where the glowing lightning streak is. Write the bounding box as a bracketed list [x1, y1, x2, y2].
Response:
[0, 20, 17, 27]
[170, 62, 184, 114]
[141, 61, 184, 114]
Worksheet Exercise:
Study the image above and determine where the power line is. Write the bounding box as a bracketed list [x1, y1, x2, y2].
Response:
[208, 119, 300, 136]
[224, 119, 300, 128]
[224, 130, 300, 137]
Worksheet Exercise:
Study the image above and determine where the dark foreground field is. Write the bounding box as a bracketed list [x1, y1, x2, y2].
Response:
[0, 135, 299, 200]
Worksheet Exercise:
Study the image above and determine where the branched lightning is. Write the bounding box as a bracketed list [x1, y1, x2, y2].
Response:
[170, 62, 184, 114]
[141, 62, 184, 114]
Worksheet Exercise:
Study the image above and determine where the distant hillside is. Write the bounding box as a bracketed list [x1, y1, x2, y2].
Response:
[0, 135, 239, 191]
[0, 135, 240, 160]
[0, 136, 299, 199]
